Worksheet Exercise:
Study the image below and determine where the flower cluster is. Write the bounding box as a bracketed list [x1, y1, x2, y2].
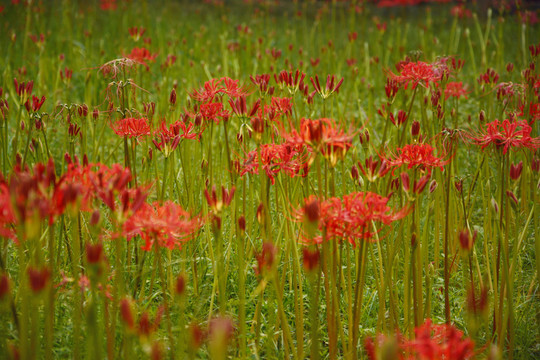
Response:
[294, 192, 410, 246]
[238, 143, 309, 184]
[467, 118, 540, 154]
[123, 201, 201, 251]
[365, 319, 475, 360]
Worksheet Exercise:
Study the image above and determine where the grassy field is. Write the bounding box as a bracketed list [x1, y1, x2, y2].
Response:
[0, 0, 539, 359]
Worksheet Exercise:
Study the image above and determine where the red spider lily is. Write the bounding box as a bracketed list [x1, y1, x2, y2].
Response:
[238, 143, 309, 184]
[152, 120, 199, 157]
[250, 73, 273, 94]
[467, 118, 540, 155]
[0, 182, 16, 240]
[229, 96, 260, 118]
[444, 82, 469, 100]
[302, 247, 320, 272]
[509, 161, 523, 180]
[357, 156, 391, 183]
[274, 69, 307, 94]
[27, 266, 51, 293]
[24, 95, 45, 112]
[282, 118, 355, 167]
[294, 192, 410, 246]
[190, 77, 249, 103]
[405, 319, 475, 359]
[120, 298, 135, 329]
[204, 185, 235, 213]
[61, 159, 148, 217]
[254, 242, 277, 276]
[125, 47, 157, 69]
[364, 319, 475, 360]
[0, 273, 9, 299]
[387, 61, 441, 90]
[310, 74, 344, 99]
[123, 201, 202, 251]
[128, 27, 146, 42]
[138, 307, 164, 337]
[6, 158, 79, 228]
[13, 78, 33, 100]
[100, 0, 117, 10]
[200, 101, 230, 124]
[385, 142, 450, 174]
[111, 117, 151, 140]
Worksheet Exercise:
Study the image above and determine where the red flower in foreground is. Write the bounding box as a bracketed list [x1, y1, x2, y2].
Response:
[294, 192, 410, 246]
[387, 61, 441, 90]
[365, 319, 475, 360]
[385, 143, 449, 174]
[123, 201, 202, 251]
[111, 118, 151, 140]
[467, 118, 540, 154]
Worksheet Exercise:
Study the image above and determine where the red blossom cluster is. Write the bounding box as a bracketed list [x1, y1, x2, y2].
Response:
[123, 201, 201, 251]
[190, 77, 250, 103]
[294, 192, 410, 246]
[365, 319, 475, 360]
[282, 118, 355, 166]
[238, 143, 309, 184]
[467, 118, 540, 154]
[111, 117, 151, 140]
[385, 142, 450, 174]
[387, 61, 441, 90]
[125, 47, 157, 69]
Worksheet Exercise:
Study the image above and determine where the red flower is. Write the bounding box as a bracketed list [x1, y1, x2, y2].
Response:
[467, 118, 540, 154]
[123, 201, 202, 251]
[444, 82, 469, 100]
[238, 143, 309, 184]
[111, 118, 151, 139]
[152, 120, 199, 157]
[190, 77, 249, 103]
[282, 118, 355, 166]
[387, 61, 441, 90]
[294, 192, 410, 246]
[125, 47, 157, 68]
[0, 182, 16, 240]
[365, 319, 475, 360]
[385, 143, 449, 174]
[27, 266, 50, 293]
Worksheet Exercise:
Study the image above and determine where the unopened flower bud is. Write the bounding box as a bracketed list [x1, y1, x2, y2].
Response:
[509, 161, 523, 180]
[411, 121, 420, 137]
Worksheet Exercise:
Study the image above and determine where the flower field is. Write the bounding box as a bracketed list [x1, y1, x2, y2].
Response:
[0, 0, 539, 359]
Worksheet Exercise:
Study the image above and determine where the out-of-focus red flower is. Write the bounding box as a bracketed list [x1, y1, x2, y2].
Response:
[111, 118, 151, 140]
[27, 266, 50, 293]
[294, 192, 410, 246]
[467, 118, 540, 154]
[444, 82, 469, 100]
[125, 47, 157, 69]
[123, 201, 202, 251]
[364, 318, 475, 360]
[254, 242, 277, 276]
[0, 273, 10, 299]
[190, 77, 249, 103]
[120, 297, 135, 329]
[204, 185, 235, 213]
